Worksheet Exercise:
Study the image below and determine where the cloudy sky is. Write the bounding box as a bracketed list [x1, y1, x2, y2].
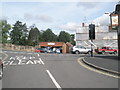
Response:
[0, 0, 119, 34]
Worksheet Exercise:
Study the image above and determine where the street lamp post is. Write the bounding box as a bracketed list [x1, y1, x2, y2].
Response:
[115, 2, 120, 58]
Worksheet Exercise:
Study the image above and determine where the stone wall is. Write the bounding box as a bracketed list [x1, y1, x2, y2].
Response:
[0, 43, 35, 52]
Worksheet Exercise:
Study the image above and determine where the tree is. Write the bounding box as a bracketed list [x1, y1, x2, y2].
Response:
[58, 31, 71, 43]
[39, 30, 44, 42]
[42, 28, 57, 42]
[0, 20, 11, 43]
[20, 23, 28, 45]
[10, 21, 28, 45]
[28, 27, 41, 46]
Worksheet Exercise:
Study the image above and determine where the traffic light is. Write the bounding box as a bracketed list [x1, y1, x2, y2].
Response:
[89, 24, 95, 40]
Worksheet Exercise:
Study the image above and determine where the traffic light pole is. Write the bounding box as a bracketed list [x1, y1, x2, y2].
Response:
[89, 24, 95, 57]
[91, 39, 93, 57]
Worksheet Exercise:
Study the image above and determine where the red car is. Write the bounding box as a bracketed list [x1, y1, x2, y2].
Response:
[95, 47, 118, 54]
[35, 48, 47, 53]
[35, 48, 41, 53]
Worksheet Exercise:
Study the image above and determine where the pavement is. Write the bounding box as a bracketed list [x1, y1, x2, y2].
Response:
[83, 55, 120, 75]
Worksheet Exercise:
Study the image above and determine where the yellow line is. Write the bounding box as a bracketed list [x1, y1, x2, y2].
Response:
[82, 59, 120, 74]
[77, 58, 120, 79]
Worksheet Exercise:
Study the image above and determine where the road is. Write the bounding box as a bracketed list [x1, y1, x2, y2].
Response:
[1, 50, 119, 89]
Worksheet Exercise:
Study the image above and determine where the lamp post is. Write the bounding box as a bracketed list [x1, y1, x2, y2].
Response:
[115, 2, 120, 58]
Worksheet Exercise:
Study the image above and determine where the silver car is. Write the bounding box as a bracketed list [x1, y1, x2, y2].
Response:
[71, 46, 91, 54]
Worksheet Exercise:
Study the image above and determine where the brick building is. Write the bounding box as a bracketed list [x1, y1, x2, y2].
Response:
[39, 42, 72, 53]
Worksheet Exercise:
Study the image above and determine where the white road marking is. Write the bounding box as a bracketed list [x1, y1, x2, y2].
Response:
[39, 58, 44, 65]
[37, 54, 40, 57]
[46, 70, 62, 89]
[9, 61, 17, 65]
[3, 59, 43, 66]
[34, 60, 41, 64]
[26, 60, 34, 65]
[3, 61, 10, 65]
[18, 60, 26, 65]
[30, 57, 32, 59]
[10, 57, 16, 60]
[23, 56, 26, 59]
[10, 57, 13, 60]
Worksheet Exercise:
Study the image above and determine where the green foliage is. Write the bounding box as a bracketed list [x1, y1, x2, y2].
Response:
[1, 20, 73, 46]
[0, 20, 11, 43]
[10, 21, 28, 45]
[58, 31, 71, 43]
[42, 28, 58, 42]
[28, 27, 41, 46]
[39, 30, 44, 42]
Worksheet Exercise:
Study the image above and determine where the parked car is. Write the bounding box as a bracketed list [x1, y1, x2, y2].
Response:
[71, 46, 91, 54]
[35, 48, 47, 53]
[35, 48, 41, 53]
[56, 48, 61, 54]
[47, 49, 53, 53]
[95, 46, 118, 54]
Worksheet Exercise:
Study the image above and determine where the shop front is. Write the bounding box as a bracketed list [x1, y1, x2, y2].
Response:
[39, 42, 67, 53]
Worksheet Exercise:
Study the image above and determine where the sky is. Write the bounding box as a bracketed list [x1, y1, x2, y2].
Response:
[0, 0, 119, 34]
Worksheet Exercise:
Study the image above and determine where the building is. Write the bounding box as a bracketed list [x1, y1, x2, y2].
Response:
[75, 23, 118, 48]
[39, 42, 72, 53]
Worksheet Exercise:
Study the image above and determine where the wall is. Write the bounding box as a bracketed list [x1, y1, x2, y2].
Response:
[1, 43, 35, 52]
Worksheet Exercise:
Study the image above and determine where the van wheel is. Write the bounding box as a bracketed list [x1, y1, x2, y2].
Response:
[75, 51, 80, 54]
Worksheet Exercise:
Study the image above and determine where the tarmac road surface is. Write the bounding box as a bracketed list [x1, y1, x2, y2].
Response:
[1, 50, 119, 89]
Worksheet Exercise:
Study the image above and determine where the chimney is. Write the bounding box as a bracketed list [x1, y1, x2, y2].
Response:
[82, 23, 84, 27]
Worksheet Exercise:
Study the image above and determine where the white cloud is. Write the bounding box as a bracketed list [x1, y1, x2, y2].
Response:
[92, 14, 110, 26]
[58, 22, 81, 31]
[58, 14, 110, 33]
[0, 16, 9, 20]
[76, 2, 99, 9]
[24, 13, 53, 23]
[1, 0, 119, 2]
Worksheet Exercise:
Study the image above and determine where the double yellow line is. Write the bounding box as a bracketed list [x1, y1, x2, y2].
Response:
[77, 57, 120, 79]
